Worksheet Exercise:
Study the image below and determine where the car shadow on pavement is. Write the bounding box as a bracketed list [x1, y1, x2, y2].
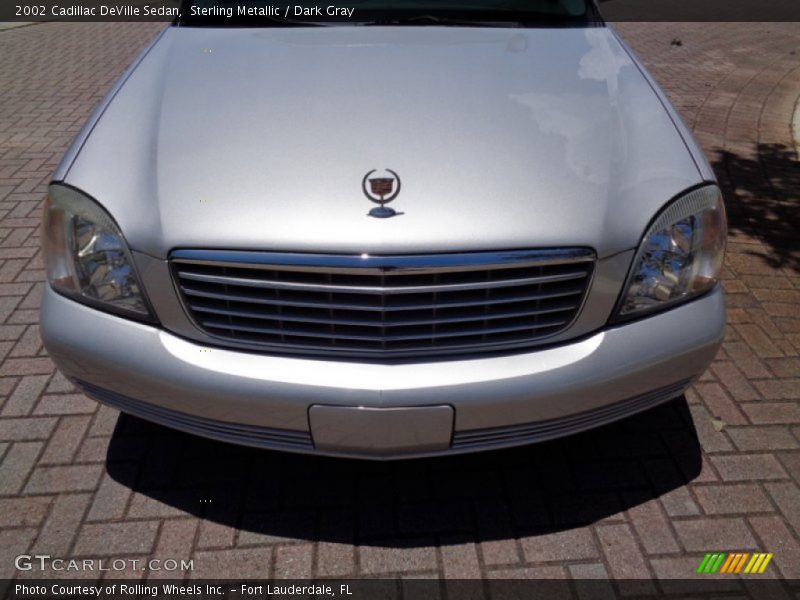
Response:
[711, 142, 800, 273]
[105, 395, 702, 547]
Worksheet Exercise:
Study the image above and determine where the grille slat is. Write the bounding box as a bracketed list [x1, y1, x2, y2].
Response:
[199, 316, 568, 342]
[172, 249, 594, 359]
[180, 284, 587, 312]
[188, 301, 579, 328]
[177, 269, 589, 295]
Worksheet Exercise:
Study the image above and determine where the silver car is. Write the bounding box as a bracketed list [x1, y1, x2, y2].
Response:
[40, 0, 727, 459]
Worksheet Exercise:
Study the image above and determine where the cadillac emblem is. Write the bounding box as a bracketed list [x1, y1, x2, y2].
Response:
[362, 169, 402, 218]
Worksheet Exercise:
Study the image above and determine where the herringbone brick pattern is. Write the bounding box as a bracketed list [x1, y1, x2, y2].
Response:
[0, 21, 798, 584]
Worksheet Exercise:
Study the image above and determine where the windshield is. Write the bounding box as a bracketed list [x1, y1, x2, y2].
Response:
[178, 0, 598, 27]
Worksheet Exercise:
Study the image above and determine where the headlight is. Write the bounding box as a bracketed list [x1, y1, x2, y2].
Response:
[616, 184, 726, 318]
[43, 184, 154, 321]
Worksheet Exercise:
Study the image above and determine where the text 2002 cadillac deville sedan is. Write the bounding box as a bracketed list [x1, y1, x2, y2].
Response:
[41, 0, 727, 459]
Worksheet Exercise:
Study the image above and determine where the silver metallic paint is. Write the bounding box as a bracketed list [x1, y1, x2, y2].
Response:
[60, 26, 704, 258]
[609, 26, 717, 183]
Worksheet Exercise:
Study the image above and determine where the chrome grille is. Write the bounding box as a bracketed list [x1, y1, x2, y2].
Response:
[171, 249, 595, 358]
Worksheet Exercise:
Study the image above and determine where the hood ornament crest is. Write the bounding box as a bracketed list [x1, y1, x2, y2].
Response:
[362, 169, 402, 218]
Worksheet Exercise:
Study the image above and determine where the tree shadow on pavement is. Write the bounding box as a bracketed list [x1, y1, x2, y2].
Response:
[106, 396, 701, 547]
[711, 143, 800, 273]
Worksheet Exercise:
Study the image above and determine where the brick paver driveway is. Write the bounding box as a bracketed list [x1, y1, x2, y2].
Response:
[1, 21, 799, 585]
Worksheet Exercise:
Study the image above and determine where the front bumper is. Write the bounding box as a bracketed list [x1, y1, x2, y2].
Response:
[41, 285, 724, 459]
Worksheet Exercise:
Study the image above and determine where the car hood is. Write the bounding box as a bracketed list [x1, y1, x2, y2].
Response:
[62, 25, 703, 259]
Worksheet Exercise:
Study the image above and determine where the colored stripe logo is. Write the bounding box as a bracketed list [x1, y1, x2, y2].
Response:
[697, 553, 773, 574]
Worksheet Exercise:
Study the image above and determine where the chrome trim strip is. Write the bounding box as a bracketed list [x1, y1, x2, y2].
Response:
[171, 248, 596, 274]
[75, 379, 313, 449]
[452, 379, 691, 449]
